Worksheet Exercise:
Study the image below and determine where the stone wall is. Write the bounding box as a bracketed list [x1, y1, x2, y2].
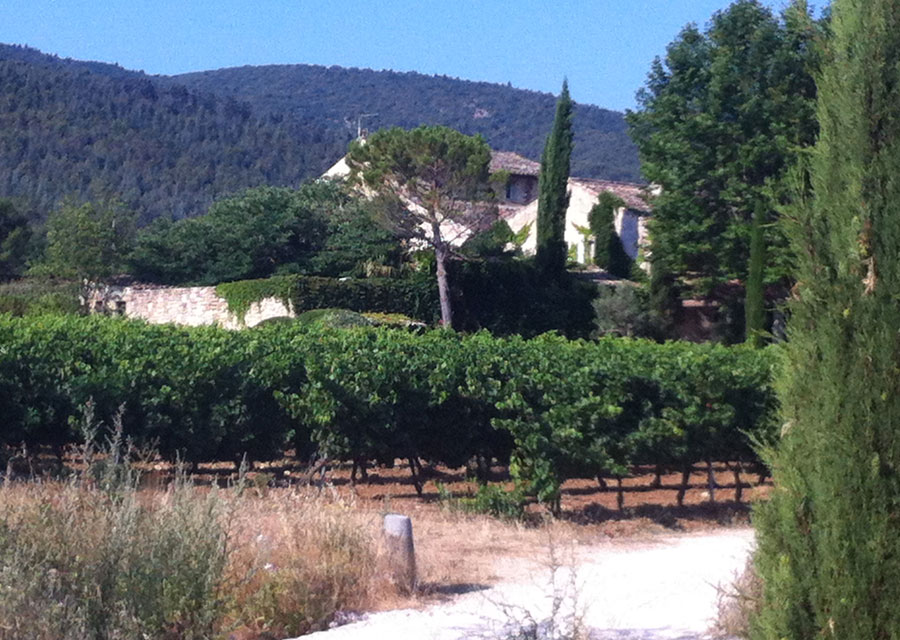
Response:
[86, 283, 292, 329]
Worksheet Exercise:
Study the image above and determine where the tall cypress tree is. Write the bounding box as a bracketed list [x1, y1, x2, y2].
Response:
[744, 200, 767, 346]
[752, 1, 900, 637]
[536, 80, 574, 277]
[589, 191, 632, 278]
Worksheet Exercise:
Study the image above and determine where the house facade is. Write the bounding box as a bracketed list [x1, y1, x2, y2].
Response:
[488, 151, 652, 269]
[323, 147, 653, 269]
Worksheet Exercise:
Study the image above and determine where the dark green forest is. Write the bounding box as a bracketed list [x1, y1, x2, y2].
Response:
[0, 45, 347, 225]
[0, 44, 639, 226]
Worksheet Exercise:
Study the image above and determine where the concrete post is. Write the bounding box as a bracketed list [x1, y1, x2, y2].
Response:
[383, 513, 416, 593]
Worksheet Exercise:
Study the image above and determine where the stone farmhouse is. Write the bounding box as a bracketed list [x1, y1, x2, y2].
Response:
[324, 149, 652, 268]
[89, 149, 652, 328]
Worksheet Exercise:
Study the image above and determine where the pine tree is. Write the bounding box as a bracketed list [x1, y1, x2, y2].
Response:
[752, 1, 900, 637]
[535, 81, 574, 278]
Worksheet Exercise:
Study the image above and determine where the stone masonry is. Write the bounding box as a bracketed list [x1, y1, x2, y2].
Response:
[86, 283, 292, 329]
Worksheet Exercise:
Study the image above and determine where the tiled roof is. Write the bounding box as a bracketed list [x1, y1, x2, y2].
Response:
[570, 178, 652, 213]
[490, 151, 541, 177]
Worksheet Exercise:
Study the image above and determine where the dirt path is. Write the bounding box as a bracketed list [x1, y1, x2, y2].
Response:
[296, 527, 754, 640]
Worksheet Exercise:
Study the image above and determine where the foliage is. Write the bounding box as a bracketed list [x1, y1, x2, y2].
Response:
[0, 46, 344, 225]
[0, 315, 778, 514]
[751, 1, 900, 638]
[215, 273, 439, 324]
[436, 482, 526, 521]
[449, 259, 596, 338]
[536, 81, 574, 278]
[293, 308, 374, 328]
[30, 197, 136, 281]
[0, 44, 640, 227]
[347, 125, 499, 326]
[591, 284, 661, 339]
[460, 219, 521, 258]
[129, 182, 357, 285]
[307, 191, 407, 278]
[0, 199, 31, 281]
[0, 278, 81, 316]
[588, 191, 632, 277]
[626, 0, 821, 302]
[744, 202, 767, 346]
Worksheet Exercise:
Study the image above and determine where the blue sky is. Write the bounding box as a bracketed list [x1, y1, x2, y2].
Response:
[1, 0, 803, 112]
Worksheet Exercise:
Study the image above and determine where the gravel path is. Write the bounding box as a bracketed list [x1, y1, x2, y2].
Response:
[295, 528, 755, 640]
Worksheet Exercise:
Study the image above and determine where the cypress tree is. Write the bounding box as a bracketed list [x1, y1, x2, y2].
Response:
[752, 1, 900, 638]
[744, 200, 767, 346]
[589, 191, 632, 278]
[536, 80, 574, 277]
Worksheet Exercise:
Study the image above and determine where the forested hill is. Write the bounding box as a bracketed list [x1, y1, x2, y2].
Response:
[0, 44, 640, 224]
[0, 45, 348, 223]
[169, 65, 640, 182]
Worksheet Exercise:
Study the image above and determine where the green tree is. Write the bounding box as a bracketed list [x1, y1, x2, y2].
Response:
[744, 201, 767, 346]
[346, 125, 498, 327]
[536, 81, 574, 278]
[130, 183, 340, 285]
[32, 197, 136, 281]
[0, 199, 32, 281]
[588, 191, 632, 278]
[752, 1, 900, 637]
[627, 0, 819, 319]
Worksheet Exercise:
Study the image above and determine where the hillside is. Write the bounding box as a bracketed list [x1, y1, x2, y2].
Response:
[0, 44, 640, 224]
[0, 45, 348, 223]
[170, 64, 640, 182]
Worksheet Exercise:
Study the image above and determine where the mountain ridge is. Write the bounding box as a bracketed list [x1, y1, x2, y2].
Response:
[0, 43, 641, 224]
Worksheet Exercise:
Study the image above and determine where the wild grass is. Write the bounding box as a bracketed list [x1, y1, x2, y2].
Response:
[0, 407, 380, 640]
[711, 556, 761, 639]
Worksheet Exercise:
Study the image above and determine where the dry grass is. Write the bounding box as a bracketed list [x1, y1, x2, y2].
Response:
[711, 556, 761, 639]
[0, 413, 386, 640]
[222, 487, 381, 638]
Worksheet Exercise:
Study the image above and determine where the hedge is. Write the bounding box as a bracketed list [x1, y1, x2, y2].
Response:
[0, 315, 779, 506]
[215, 274, 439, 324]
[215, 259, 597, 337]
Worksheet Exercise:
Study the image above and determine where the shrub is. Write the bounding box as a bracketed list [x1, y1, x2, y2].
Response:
[437, 482, 527, 521]
[591, 284, 661, 339]
[0, 315, 779, 507]
[216, 273, 439, 323]
[0, 278, 81, 316]
[294, 308, 374, 328]
[449, 259, 596, 338]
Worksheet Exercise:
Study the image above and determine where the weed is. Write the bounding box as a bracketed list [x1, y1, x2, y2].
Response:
[0, 404, 380, 640]
[711, 556, 760, 639]
[437, 482, 527, 521]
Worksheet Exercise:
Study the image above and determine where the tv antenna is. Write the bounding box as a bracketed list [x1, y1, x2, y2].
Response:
[356, 113, 378, 139]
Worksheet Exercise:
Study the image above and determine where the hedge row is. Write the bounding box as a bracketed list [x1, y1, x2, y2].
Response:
[214, 259, 597, 338]
[0, 315, 779, 506]
[215, 274, 439, 323]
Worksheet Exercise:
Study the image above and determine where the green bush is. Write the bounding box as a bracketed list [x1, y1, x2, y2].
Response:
[293, 308, 374, 328]
[0, 278, 81, 316]
[437, 482, 527, 521]
[449, 259, 596, 338]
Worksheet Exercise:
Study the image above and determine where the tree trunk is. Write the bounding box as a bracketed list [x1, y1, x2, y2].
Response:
[676, 466, 691, 508]
[434, 242, 453, 328]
